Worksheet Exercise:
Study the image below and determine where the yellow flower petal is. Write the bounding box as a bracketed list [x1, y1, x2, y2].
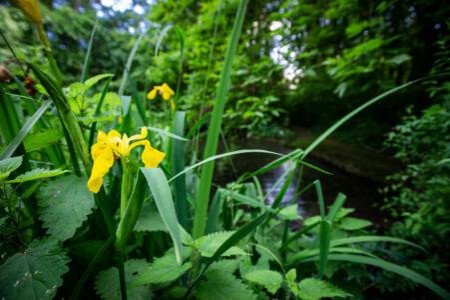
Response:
[147, 87, 158, 100]
[91, 141, 109, 160]
[160, 83, 174, 101]
[142, 144, 165, 168]
[129, 127, 148, 142]
[97, 130, 108, 142]
[87, 148, 115, 193]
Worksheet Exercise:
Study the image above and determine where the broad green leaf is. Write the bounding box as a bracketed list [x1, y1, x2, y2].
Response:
[140, 168, 183, 264]
[23, 129, 64, 152]
[296, 278, 351, 300]
[339, 217, 372, 231]
[95, 259, 153, 300]
[84, 74, 114, 88]
[0, 156, 23, 181]
[131, 250, 192, 286]
[38, 175, 96, 241]
[0, 238, 70, 300]
[242, 269, 283, 294]
[192, 231, 247, 257]
[134, 202, 168, 232]
[195, 268, 256, 300]
[6, 168, 68, 183]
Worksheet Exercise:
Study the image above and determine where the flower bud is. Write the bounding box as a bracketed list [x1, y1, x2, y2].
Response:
[12, 0, 43, 25]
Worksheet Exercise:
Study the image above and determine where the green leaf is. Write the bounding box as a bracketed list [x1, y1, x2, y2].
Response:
[192, 231, 247, 257]
[134, 202, 168, 232]
[196, 268, 256, 300]
[131, 249, 192, 286]
[194, 0, 250, 238]
[6, 168, 68, 183]
[326, 254, 450, 299]
[0, 101, 52, 160]
[169, 149, 284, 183]
[302, 78, 425, 159]
[38, 175, 96, 241]
[243, 269, 283, 294]
[84, 74, 114, 89]
[23, 128, 64, 152]
[140, 168, 183, 264]
[0, 156, 23, 181]
[330, 236, 426, 252]
[296, 278, 351, 300]
[0, 238, 70, 300]
[95, 259, 153, 300]
[339, 217, 372, 231]
[279, 204, 301, 220]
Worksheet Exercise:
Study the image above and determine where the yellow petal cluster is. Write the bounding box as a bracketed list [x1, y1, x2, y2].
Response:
[13, 0, 43, 24]
[87, 127, 165, 193]
[147, 83, 175, 101]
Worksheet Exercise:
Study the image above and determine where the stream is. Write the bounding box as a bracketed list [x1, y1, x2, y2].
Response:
[217, 138, 389, 226]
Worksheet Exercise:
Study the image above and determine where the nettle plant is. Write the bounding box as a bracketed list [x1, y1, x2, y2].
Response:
[0, 0, 449, 300]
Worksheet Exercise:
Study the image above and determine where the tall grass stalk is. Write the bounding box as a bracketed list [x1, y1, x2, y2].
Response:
[193, 0, 249, 239]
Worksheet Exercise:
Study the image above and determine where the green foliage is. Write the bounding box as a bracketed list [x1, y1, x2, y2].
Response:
[296, 278, 351, 300]
[0, 238, 70, 300]
[0, 156, 22, 180]
[132, 249, 192, 285]
[37, 175, 95, 241]
[191, 231, 246, 257]
[23, 129, 64, 152]
[242, 269, 283, 294]
[6, 168, 68, 183]
[195, 265, 257, 300]
[95, 259, 153, 300]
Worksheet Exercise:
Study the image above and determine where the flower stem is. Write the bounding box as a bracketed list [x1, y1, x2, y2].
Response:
[120, 159, 130, 219]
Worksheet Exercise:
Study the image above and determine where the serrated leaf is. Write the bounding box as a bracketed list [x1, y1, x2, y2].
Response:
[279, 204, 301, 220]
[6, 168, 68, 183]
[196, 268, 257, 300]
[23, 129, 64, 152]
[192, 231, 247, 257]
[243, 269, 283, 294]
[95, 259, 153, 300]
[296, 278, 351, 300]
[0, 156, 22, 181]
[0, 238, 70, 300]
[339, 217, 372, 231]
[131, 250, 191, 286]
[38, 175, 95, 241]
[134, 203, 167, 232]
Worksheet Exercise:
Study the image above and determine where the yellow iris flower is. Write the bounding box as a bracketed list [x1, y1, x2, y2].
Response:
[13, 0, 43, 25]
[147, 83, 175, 110]
[87, 127, 165, 193]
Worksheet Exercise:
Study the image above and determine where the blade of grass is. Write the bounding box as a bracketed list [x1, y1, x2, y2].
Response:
[0, 101, 51, 160]
[302, 78, 424, 159]
[69, 236, 113, 300]
[205, 190, 224, 234]
[89, 78, 111, 148]
[193, 0, 249, 239]
[80, 18, 98, 82]
[168, 149, 283, 183]
[318, 220, 331, 278]
[330, 236, 426, 252]
[319, 254, 449, 299]
[140, 167, 183, 264]
[118, 30, 147, 96]
[326, 193, 346, 222]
